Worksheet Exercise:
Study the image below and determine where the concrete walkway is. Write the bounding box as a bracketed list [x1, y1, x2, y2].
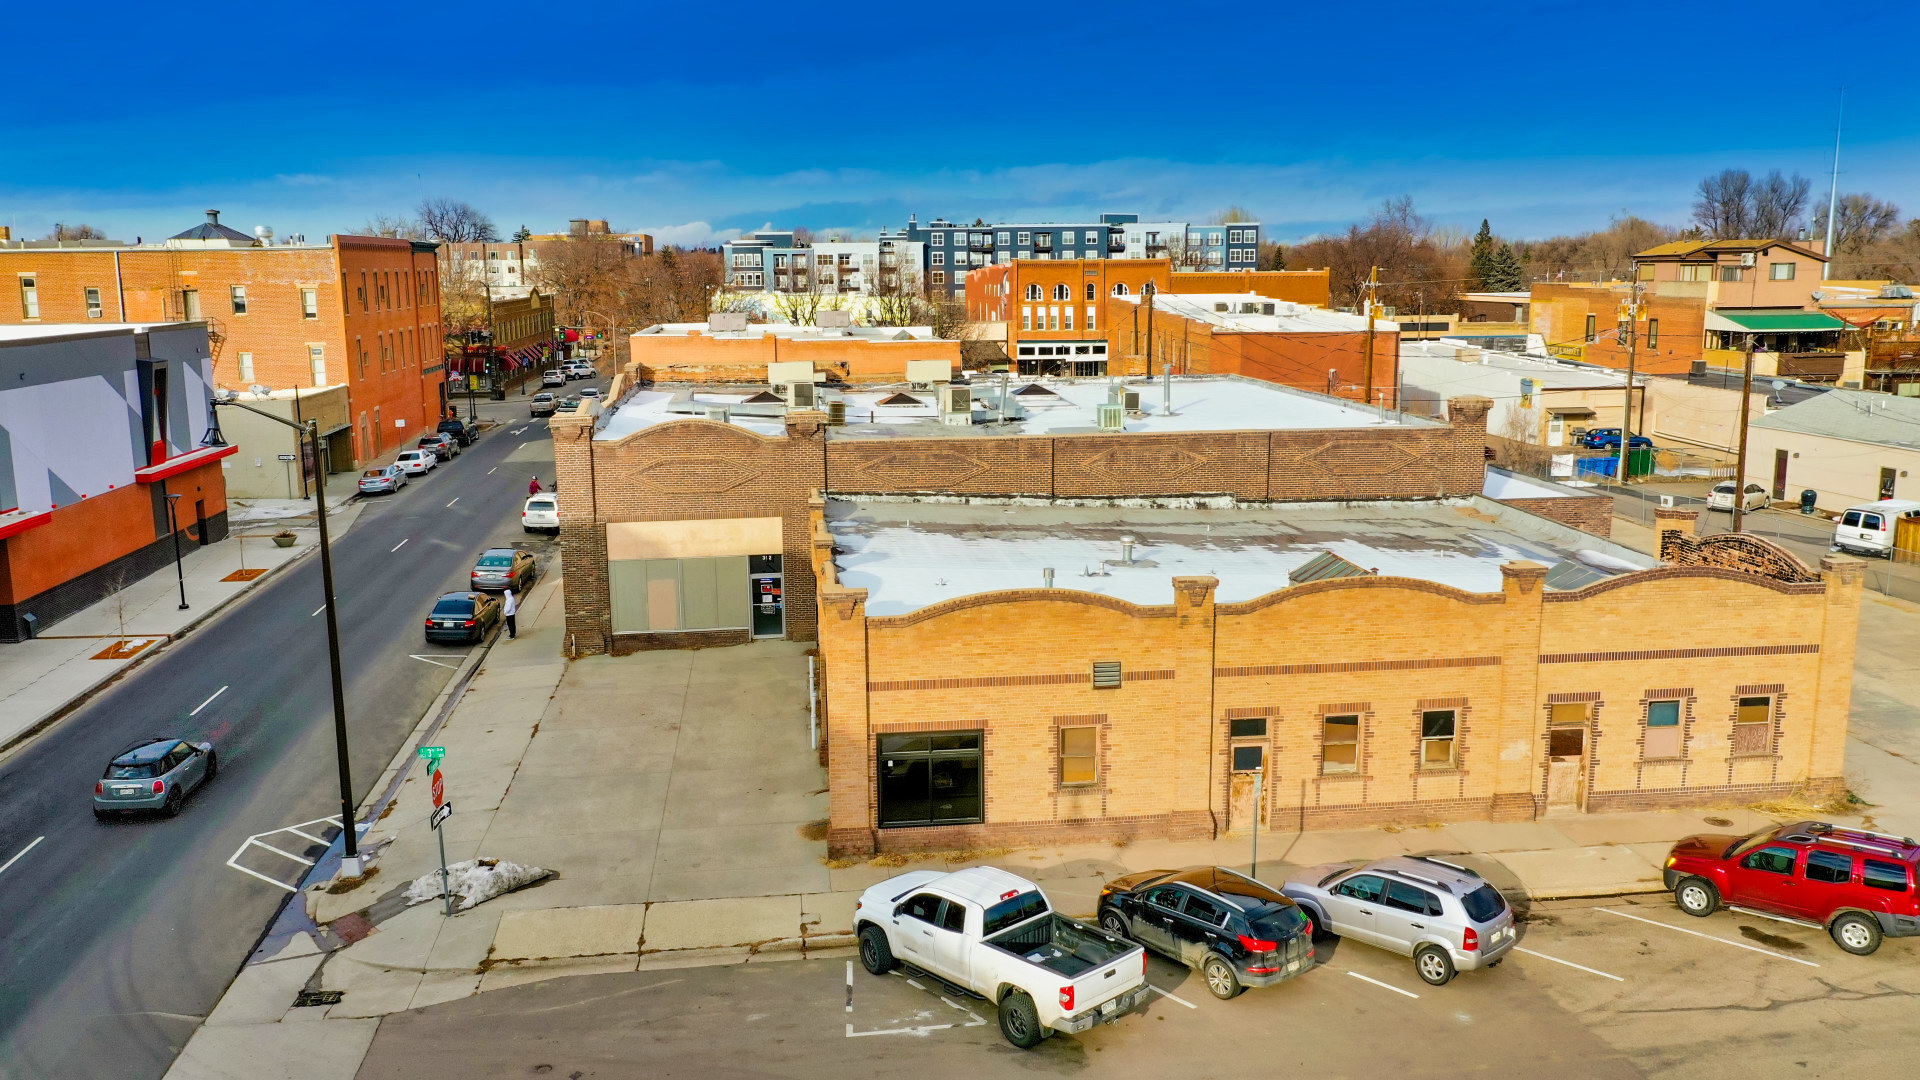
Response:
[0, 492, 362, 753]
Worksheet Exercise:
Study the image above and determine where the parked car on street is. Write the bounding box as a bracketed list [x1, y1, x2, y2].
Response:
[578, 386, 601, 400]
[541, 370, 566, 388]
[1578, 428, 1653, 450]
[438, 417, 477, 446]
[395, 449, 436, 476]
[854, 867, 1148, 1049]
[357, 464, 407, 495]
[1281, 856, 1516, 986]
[566, 362, 594, 380]
[530, 393, 558, 418]
[523, 494, 559, 534]
[1832, 499, 1920, 557]
[417, 432, 458, 461]
[423, 591, 502, 644]
[470, 548, 536, 592]
[94, 737, 217, 818]
[556, 396, 581, 413]
[1663, 820, 1920, 955]
[1097, 865, 1314, 998]
[1707, 481, 1769, 512]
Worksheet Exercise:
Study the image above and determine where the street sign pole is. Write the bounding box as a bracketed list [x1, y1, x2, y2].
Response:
[435, 809, 452, 917]
[419, 747, 452, 915]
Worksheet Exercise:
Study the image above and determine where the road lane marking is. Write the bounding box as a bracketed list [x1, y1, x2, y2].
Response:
[1513, 946, 1624, 981]
[846, 960, 853, 1012]
[487, 467, 497, 475]
[445, 498, 459, 508]
[391, 539, 408, 552]
[0, 836, 44, 876]
[189, 685, 228, 716]
[1595, 907, 1821, 967]
[252, 840, 316, 866]
[1346, 971, 1420, 999]
[846, 1022, 952, 1038]
[226, 817, 343, 892]
[1144, 983, 1197, 1009]
[311, 604, 326, 617]
[409, 654, 462, 668]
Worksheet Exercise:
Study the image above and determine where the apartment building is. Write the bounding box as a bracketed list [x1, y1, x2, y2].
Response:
[886, 213, 1264, 299]
[722, 231, 927, 297]
[0, 212, 445, 466]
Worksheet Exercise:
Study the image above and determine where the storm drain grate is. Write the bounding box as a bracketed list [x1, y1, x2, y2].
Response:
[293, 990, 344, 1008]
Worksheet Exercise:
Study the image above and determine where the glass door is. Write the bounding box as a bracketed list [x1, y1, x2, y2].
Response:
[877, 733, 983, 827]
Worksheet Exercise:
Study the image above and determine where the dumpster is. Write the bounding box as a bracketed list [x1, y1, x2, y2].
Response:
[1626, 446, 1654, 477]
[1800, 489, 1818, 515]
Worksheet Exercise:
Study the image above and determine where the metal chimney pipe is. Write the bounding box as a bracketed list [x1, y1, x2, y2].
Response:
[1119, 536, 1135, 564]
[1161, 363, 1172, 416]
[1043, 567, 1054, 588]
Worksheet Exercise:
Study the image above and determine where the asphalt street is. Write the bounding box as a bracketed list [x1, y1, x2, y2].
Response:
[0, 379, 585, 1080]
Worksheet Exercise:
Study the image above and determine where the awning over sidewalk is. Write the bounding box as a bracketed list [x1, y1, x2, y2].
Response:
[1705, 310, 1846, 333]
[134, 444, 238, 484]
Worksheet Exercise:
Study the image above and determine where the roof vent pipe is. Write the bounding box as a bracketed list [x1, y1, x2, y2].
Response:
[1161, 363, 1172, 416]
[1043, 567, 1054, 588]
[1119, 536, 1135, 564]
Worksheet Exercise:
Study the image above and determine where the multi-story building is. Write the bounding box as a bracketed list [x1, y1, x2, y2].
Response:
[1111, 217, 1263, 270]
[1103, 291, 1398, 402]
[443, 219, 654, 291]
[892, 213, 1263, 299]
[0, 212, 445, 466]
[721, 232, 926, 297]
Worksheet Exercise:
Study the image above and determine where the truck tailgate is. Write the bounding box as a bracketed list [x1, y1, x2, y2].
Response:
[988, 914, 1145, 1010]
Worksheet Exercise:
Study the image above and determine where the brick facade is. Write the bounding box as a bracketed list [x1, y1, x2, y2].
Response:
[628, 330, 960, 385]
[1495, 495, 1614, 537]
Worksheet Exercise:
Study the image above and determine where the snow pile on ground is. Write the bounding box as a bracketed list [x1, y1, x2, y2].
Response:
[403, 858, 550, 911]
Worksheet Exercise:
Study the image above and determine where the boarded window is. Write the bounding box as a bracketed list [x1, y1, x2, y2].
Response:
[1733, 695, 1772, 755]
[609, 556, 751, 634]
[1645, 699, 1682, 758]
[1059, 727, 1097, 785]
[1322, 715, 1359, 774]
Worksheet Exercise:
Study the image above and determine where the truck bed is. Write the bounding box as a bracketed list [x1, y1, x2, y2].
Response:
[985, 914, 1135, 978]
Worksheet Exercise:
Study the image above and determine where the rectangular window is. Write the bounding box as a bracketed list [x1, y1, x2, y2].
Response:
[1585, 313, 1596, 342]
[931, 252, 944, 266]
[931, 271, 946, 285]
[1232, 745, 1265, 772]
[1420, 709, 1456, 767]
[1863, 858, 1911, 892]
[877, 732, 983, 827]
[238, 352, 254, 382]
[1322, 714, 1359, 774]
[997, 231, 1010, 245]
[230, 285, 247, 315]
[85, 286, 102, 317]
[1733, 695, 1772, 755]
[1063, 308, 1073, 330]
[1085, 230, 1099, 244]
[1085, 306, 1095, 332]
[1719, 266, 1744, 282]
[1059, 727, 1097, 785]
[1092, 661, 1122, 689]
[1645, 699, 1682, 758]
[302, 288, 319, 318]
[1017, 231, 1031, 245]
[1229, 716, 1267, 739]
[1021, 306, 1032, 331]
[1679, 264, 1710, 282]
[930, 233, 944, 246]
[1804, 850, 1853, 884]
[181, 288, 201, 321]
[309, 345, 325, 384]
[19, 276, 38, 319]
[1769, 262, 1795, 280]
[1646, 318, 1659, 349]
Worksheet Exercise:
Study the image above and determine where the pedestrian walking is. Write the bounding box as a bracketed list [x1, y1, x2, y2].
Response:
[528, 475, 541, 496]
[502, 587, 518, 639]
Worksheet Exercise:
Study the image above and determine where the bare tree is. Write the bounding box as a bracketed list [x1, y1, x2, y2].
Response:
[416, 198, 499, 243]
[358, 214, 421, 239]
[46, 223, 107, 241]
[1515, 215, 1679, 282]
[1207, 205, 1257, 225]
[1692, 169, 1810, 239]
[1750, 171, 1811, 239]
[1814, 193, 1903, 256]
[1287, 197, 1467, 312]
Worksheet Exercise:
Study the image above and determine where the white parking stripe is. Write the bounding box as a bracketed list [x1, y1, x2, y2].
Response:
[845, 960, 853, 1013]
[1595, 907, 1821, 967]
[1514, 946, 1625, 982]
[487, 467, 497, 475]
[189, 685, 228, 716]
[446, 498, 459, 508]
[390, 539, 408, 552]
[1346, 971, 1420, 999]
[0, 836, 44, 877]
[1144, 983, 1197, 1009]
[311, 604, 326, 617]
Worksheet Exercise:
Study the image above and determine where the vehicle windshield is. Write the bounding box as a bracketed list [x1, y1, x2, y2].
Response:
[431, 598, 475, 616]
[477, 555, 513, 567]
[1248, 903, 1308, 939]
[982, 890, 1050, 936]
[104, 760, 161, 779]
[1724, 826, 1781, 861]
[1318, 865, 1354, 888]
[1461, 884, 1508, 923]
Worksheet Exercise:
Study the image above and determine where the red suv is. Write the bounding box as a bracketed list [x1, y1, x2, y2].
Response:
[1663, 820, 1919, 955]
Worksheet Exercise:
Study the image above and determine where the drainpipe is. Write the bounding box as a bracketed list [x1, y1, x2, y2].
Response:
[113, 249, 127, 321]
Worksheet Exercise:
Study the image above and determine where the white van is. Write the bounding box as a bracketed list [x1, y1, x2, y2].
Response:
[1832, 499, 1920, 557]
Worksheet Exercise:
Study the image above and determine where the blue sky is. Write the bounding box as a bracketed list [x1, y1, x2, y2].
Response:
[4, 0, 1913, 248]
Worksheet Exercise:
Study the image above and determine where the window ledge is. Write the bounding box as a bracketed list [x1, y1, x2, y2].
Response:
[1729, 751, 1780, 760]
[1639, 755, 1688, 764]
[1057, 782, 1104, 793]
[1317, 771, 1366, 781]
[1417, 766, 1463, 775]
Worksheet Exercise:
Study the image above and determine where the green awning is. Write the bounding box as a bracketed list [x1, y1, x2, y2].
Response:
[1705, 310, 1846, 333]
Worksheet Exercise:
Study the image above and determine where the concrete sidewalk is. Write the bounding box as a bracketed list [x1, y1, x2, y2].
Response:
[0, 492, 362, 754]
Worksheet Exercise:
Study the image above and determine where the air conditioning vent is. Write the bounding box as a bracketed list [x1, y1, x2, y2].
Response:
[826, 400, 847, 425]
[703, 405, 731, 423]
[1096, 402, 1126, 431]
[1123, 391, 1140, 412]
[789, 382, 818, 408]
[1092, 661, 1122, 689]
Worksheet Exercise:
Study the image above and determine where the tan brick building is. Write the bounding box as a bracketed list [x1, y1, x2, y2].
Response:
[1, 213, 444, 465]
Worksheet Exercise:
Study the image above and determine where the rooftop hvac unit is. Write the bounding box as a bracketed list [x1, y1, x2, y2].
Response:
[703, 405, 731, 423]
[826, 400, 847, 425]
[1123, 390, 1141, 413]
[1096, 402, 1126, 431]
[1262, 303, 1277, 315]
[1740, 252, 1757, 268]
[940, 383, 973, 426]
[789, 382, 818, 408]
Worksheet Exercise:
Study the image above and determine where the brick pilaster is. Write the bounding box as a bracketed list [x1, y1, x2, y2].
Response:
[1492, 560, 1547, 821]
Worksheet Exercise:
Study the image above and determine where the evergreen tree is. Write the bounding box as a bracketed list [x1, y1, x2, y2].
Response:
[511, 225, 533, 242]
[1487, 243, 1525, 291]
[1270, 245, 1286, 271]
[1468, 218, 1496, 289]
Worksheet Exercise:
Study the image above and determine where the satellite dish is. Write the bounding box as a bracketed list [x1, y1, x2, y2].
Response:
[250, 384, 274, 399]
[1771, 380, 1788, 392]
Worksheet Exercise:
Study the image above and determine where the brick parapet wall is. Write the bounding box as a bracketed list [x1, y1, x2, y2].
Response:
[1497, 495, 1614, 537]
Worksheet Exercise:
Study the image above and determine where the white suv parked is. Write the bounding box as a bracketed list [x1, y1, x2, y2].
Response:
[522, 494, 559, 534]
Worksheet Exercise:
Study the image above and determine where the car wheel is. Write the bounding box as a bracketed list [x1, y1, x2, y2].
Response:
[1415, 944, 1456, 986]
[1203, 954, 1244, 999]
[1675, 876, 1719, 918]
[204, 751, 218, 782]
[857, 925, 894, 975]
[1831, 912, 1882, 956]
[1303, 907, 1335, 942]
[93, 808, 109, 821]
[1099, 909, 1131, 941]
[997, 990, 1045, 1050]
[161, 788, 183, 818]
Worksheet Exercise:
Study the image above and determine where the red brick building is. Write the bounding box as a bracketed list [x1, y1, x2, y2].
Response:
[0, 213, 444, 465]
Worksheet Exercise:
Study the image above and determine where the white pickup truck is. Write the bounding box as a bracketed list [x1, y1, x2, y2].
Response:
[854, 866, 1149, 1048]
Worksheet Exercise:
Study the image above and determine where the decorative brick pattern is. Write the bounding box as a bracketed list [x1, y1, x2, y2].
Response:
[1496, 495, 1614, 537]
[1217, 655, 1498, 678]
[1660, 530, 1821, 582]
[1541, 643, 1818, 664]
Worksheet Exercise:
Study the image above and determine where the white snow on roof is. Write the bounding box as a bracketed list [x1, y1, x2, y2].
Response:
[1483, 468, 1583, 500]
[1111, 293, 1394, 333]
[828, 497, 1656, 616]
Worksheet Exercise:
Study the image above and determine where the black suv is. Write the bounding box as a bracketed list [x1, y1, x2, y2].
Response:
[1099, 865, 1315, 999]
[438, 418, 477, 446]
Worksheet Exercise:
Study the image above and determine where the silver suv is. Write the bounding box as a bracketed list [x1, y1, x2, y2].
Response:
[1280, 856, 1516, 985]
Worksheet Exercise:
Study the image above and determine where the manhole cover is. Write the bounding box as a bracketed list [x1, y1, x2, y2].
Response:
[293, 990, 344, 1007]
[1704, 816, 1734, 828]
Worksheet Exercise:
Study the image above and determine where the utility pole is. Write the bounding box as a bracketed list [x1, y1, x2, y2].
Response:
[1362, 266, 1380, 408]
[1616, 279, 1643, 484]
[1732, 334, 1757, 533]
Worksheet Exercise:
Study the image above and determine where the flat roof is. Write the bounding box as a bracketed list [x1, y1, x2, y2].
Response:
[1400, 341, 1635, 388]
[1110, 293, 1388, 333]
[595, 375, 1435, 442]
[827, 496, 1656, 616]
[631, 322, 942, 342]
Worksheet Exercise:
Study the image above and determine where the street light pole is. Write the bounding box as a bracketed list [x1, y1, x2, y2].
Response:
[210, 397, 362, 872]
[163, 488, 188, 610]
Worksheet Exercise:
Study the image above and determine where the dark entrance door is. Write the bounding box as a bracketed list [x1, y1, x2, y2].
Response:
[1881, 467, 1898, 500]
[748, 554, 783, 638]
[193, 500, 207, 546]
[1772, 449, 1789, 502]
[876, 732, 983, 827]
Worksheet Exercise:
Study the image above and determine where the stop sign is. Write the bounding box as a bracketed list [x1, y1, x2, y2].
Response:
[431, 768, 445, 809]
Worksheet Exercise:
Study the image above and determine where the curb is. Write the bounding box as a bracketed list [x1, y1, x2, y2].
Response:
[0, 509, 356, 761]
